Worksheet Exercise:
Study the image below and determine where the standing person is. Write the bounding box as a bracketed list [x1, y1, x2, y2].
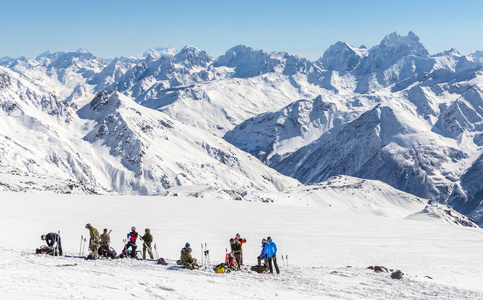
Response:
[180, 242, 198, 270]
[266, 236, 279, 274]
[124, 226, 138, 258]
[99, 228, 110, 257]
[141, 228, 154, 260]
[257, 238, 268, 266]
[85, 223, 100, 257]
[234, 233, 247, 265]
[229, 238, 242, 270]
[41, 232, 62, 256]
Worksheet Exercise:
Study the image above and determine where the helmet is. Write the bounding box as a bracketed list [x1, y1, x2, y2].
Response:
[131, 226, 136, 231]
[41, 235, 46, 240]
[262, 239, 267, 244]
[185, 242, 190, 247]
[85, 223, 91, 228]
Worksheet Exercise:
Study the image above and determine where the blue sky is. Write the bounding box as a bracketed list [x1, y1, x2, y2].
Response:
[1, 0, 482, 60]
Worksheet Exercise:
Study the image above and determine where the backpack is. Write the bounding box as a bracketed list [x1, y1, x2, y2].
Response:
[214, 263, 226, 273]
[251, 263, 269, 274]
[36, 246, 54, 255]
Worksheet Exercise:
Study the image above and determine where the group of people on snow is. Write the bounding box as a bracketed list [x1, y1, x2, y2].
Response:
[40, 226, 280, 274]
[83, 224, 155, 259]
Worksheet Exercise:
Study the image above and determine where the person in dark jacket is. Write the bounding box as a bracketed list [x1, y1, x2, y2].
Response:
[123, 226, 138, 258]
[234, 233, 247, 265]
[266, 236, 279, 274]
[229, 238, 242, 270]
[41, 232, 62, 256]
[140, 228, 154, 259]
[257, 238, 268, 266]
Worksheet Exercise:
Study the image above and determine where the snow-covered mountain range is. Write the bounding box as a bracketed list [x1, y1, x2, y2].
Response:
[1, 32, 483, 225]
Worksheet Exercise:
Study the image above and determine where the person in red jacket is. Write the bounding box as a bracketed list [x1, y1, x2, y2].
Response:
[235, 233, 247, 265]
[123, 226, 139, 258]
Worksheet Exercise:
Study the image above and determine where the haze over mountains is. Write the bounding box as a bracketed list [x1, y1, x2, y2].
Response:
[1, 31, 483, 225]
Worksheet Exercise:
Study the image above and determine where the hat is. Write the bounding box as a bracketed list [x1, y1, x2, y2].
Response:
[230, 238, 235, 244]
[131, 226, 136, 231]
[103, 228, 108, 232]
[267, 236, 272, 241]
[85, 223, 91, 228]
[236, 233, 240, 237]
[41, 235, 46, 240]
[185, 242, 190, 247]
[262, 238, 267, 244]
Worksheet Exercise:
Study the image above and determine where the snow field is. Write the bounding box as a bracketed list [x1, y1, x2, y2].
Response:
[0, 192, 482, 299]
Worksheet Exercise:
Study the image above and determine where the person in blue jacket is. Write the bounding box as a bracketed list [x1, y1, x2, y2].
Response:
[257, 238, 268, 265]
[266, 236, 279, 274]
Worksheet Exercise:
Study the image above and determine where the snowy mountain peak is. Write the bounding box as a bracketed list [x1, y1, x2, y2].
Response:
[213, 45, 279, 78]
[140, 47, 177, 60]
[320, 41, 367, 71]
[76, 47, 90, 54]
[36, 50, 54, 58]
[173, 45, 212, 68]
[355, 31, 429, 75]
[380, 31, 428, 56]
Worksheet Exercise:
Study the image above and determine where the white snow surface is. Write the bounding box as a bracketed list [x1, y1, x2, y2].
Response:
[1, 191, 482, 299]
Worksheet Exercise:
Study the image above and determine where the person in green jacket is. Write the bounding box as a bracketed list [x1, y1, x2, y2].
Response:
[140, 228, 154, 259]
[180, 243, 198, 270]
[85, 223, 100, 256]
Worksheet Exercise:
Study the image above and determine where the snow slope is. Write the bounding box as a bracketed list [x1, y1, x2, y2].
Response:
[1, 192, 482, 299]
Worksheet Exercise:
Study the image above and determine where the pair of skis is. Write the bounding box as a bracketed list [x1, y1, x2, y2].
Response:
[281, 254, 289, 267]
[201, 243, 210, 266]
[144, 243, 159, 260]
[79, 235, 87, 257]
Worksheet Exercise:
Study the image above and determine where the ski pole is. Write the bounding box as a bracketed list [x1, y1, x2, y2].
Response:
[201, 243, 203, 266]
[57, 230, 60, 256]
[154, 244, 160, 260]
[79, 235, 83, 257]
[82, 238, 87, 257]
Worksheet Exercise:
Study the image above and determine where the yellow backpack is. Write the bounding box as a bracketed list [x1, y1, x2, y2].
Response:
[214, 264, 225, 273]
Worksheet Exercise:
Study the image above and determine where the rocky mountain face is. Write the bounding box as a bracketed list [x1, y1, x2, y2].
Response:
[2, 32, 483, 225]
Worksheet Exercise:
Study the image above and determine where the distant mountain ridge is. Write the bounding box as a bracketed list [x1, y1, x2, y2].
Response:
[1, 31, 483, 225]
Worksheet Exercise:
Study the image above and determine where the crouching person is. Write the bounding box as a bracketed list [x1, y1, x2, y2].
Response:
[250, 238, 269, 273]
[180, 243, 198, 270]
[40, 232, 63, 256]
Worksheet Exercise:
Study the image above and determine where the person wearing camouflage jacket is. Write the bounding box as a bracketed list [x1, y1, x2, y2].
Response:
[85, 224, 100, 255]
[180, 243, 197, 270]
[99, 228, 110, 257]
[141, 228, 154, 259]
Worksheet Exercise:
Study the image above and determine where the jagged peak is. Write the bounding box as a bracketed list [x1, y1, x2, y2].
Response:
[434, 48, 461, 57]
[320, 41, 367, 71]
[173, 45, 212, 67]
[76, 47, 90, 54]
[472, 50, 483, 58]
[379, 31, 428, 55]
[37, 50, 54, 57]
